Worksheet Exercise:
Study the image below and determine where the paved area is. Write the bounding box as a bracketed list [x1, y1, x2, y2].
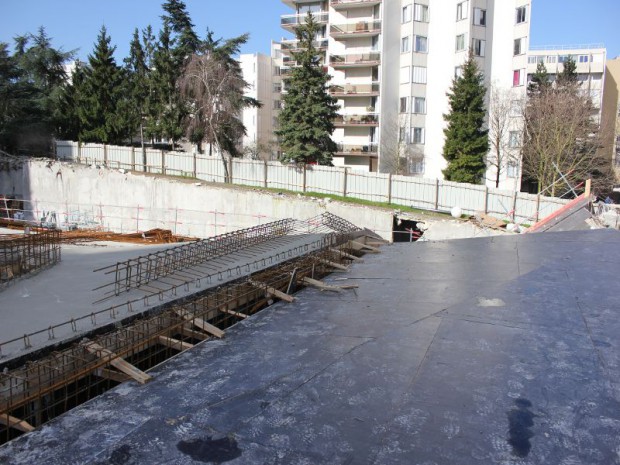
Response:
[1, 229, 619, 464]
[0, 233, 326, 362]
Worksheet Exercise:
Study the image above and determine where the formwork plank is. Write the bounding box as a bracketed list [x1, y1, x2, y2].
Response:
[83, 342, 152, 384]
[174, 310, 225, 339]
[248, 280, 296, 303]
[0, 414, 34, 433]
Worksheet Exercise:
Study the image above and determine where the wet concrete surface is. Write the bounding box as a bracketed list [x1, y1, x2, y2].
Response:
[1, 229, 619, 464]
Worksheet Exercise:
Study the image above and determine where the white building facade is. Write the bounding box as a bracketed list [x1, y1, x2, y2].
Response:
[279, 0, 531, 187]
[239, 51, 281, 161]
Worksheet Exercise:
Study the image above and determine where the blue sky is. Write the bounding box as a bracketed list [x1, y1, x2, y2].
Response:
[1, 0, 619, 61]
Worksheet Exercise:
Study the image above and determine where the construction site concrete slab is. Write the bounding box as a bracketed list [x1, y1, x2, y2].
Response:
[1, 230, 619, 464]
[0, 233, 327, 362]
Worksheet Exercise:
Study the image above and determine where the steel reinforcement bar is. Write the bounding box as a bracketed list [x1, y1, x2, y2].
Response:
[0, 230, 61, 287]
[93, 219, 296, 298]
[0, 238, 360, 443]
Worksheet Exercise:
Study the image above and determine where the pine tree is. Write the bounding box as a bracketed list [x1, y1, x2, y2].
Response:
[121, 28, 150, 145]
[442, 52, 488, 184]
[161, 0, 200, 65]
[276, 12, 339, 165]
[56, 61, 86, 141]
[148, 24, 184, 147]
[528, 61, 551, 95]
[78, 26, 124, 144]
[556, 55, 578, 89]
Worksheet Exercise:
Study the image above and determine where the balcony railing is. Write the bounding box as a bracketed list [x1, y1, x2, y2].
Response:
[331, 0, 382, 9]
[281, 12, 328, 28]
[330, 21, 381, 37]
[330, 83, 380, 96]
[334, 113, 379, 126]
[336, 143, 378, 155]
[330, 53, 381, 68]
[281, 38, 329, 53]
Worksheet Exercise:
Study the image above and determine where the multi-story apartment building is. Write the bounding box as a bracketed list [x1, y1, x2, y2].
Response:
[279, 0, 531, 189]
[601, 56, 620, 178]
[239, 51, 281, 161]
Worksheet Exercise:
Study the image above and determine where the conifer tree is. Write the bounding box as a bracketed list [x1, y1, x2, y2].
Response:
[442, 52, 488, 183]
[56, 61, 86, 141]
[121, 28, 150, 145]
[276, 12, 339, 165]
[78, 26, 124, 144]
[161, 0, 200, 65]
[556, 55, 578, 89]
[528, 61, 551, 95]
[148, 24, 184, 147]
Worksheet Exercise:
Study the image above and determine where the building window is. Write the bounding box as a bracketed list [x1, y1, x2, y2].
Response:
[455, 34, 466, 52]
[507, 163, 518, 178]
[408, 159, 425, 175]
[559, 55, 571, 63]
[527, 56, 538, 64]
[456, 1, 469, 21]
[274, 67, 281, 76]
[579, 55, 590, 63]
[455, 66, 463, 78]
[508, 131, 521, 148]
[413, 97, 426, 114]
[414, 3, 429, 22]
[414, 35, 428, 53]
[401, 36, 410, 53]
[273, 100, 282, 110]
[400, 66, 410, 83]
[273, 83, 282, 93]
[510, 99, 521, 117]
[399, 127, 410, 143]
[514, 38, 525, 56]
[473, 8, 486, 26]
[412, 127, 425, 144]
[472, 38, 486, 57]
[513, 69, 525, 87]
[399, 97, 408, 113]
[516, 5, 527, 23]
[412, 66, 427, 84]
[402, 4, 412, 23]
[547, 55, 557, 64]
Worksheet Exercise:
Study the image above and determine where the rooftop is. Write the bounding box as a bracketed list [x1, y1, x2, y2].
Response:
[2, 229, 619, 464]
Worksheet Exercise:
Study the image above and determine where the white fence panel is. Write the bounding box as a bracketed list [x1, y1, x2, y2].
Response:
[56, 141, 78, 160]
[267, 162, 303, 191]
[232, 159, 264, 187]
[196, 156, 226, 183]
[538, 197, 569, 222]
[81, 143, 105, 164]
[486, 189, 516, 220]
[165, 151, 195, 177]
[513, 193, 539, 224]
[439, 180, 486, 215]
[391, 176, 437, 210]
[306, 165, 343, 196]
[145, 149, 163, 174]
[347, 171, 389, 202]
[106, 145, 132, 169]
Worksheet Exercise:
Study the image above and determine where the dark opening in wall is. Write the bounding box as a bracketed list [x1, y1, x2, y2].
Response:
[392, 217, 423, 242]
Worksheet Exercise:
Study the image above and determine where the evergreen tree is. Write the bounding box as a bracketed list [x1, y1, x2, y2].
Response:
[56, 61, 86, 141]
[0, 42, 40, 152]
[161, 0, 200, 65]
[442, 52, 488, 184]
[556, 55, 578, 89]
[528, 61, 551, 95]
[121, 28, 150, 145]
[78, 26, 124, 144]
[276, 12, 339, 165]
[149, 24, 184, 146]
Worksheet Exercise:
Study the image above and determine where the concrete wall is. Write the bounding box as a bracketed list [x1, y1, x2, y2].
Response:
[0, 160, 395, 240]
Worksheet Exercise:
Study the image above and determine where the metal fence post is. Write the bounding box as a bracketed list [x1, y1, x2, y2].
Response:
[302, 164, 307, 192]
[387, 173, 393, 204]
[342, 168, 348, 197]
[228, 158, 233, 184]
[103, 144, 108, 166]
[434, 179, 440, 210]
[535, 194, 541, 222]
[264, 160, 268, 188]
[131, 146, 136, 171]
[193, 153, 197, 179]
[484, 186, 489, 214]
[512, 191, 518, 221]
[161, 150, 165, 175]
[77, 141, 82, 163]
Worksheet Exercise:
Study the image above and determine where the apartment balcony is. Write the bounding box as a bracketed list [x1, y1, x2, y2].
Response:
[330, 52, 380, 68]
[331, 0, 382, 10]
[334, 113, 379, 127]
[330, 21, 381, 39]
[281, 38, 329, 55]
[281, 11, 328, 30]
[336, 143, 378, 156]
[329, 82, 380, 97]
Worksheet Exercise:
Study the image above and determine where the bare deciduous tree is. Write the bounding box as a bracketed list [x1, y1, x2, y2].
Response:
[486, 84, 522, 188]
[522, 87, 613, 196]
